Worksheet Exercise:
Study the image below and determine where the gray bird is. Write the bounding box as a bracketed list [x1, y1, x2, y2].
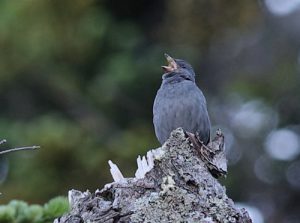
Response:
[153, 54, 211, 145]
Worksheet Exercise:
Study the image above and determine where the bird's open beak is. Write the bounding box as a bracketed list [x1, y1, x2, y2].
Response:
[161, 53, 177, 73]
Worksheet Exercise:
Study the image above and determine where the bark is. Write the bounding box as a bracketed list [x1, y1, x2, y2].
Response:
[55, 128, 252, 223]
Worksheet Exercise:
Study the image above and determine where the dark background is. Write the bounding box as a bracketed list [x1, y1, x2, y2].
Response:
[1, 1, 300, 222]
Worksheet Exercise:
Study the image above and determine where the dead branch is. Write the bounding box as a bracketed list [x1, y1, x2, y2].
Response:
[0, 139, 40, 155]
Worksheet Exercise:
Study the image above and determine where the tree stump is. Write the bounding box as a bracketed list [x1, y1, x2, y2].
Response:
[55, 128, 252, 223]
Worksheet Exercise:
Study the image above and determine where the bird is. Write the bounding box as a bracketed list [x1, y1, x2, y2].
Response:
[153, 53, 211, 145]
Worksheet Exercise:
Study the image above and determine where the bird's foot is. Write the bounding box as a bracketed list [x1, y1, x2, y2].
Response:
[185, 131, 214, 159]
[185, 130, 227, 178]
[185, 131, 202, 149]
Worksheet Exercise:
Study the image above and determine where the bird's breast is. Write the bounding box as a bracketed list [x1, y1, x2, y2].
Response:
[153, 81, 208, 135]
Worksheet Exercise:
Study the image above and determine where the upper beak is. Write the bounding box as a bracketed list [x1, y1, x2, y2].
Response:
[161, 53, 177, 73]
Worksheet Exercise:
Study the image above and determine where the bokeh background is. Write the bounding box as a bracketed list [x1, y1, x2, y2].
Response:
[0, 0, 300, 222]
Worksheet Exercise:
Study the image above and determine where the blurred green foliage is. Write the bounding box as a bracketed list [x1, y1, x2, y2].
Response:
[0, 197, 68, 223]
[0, 0, 159, 203]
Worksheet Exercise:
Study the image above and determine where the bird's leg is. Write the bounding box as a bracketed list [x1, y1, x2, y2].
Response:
[195, 132, 214, 159]
[185, 131, 214, 163]
[185, 131, 202, 149]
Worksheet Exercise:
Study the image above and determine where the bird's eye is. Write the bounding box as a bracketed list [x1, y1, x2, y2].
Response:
[179, 74, 191, 81]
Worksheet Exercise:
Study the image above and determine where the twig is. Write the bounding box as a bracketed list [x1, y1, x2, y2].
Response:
[0, 145, 40, 155]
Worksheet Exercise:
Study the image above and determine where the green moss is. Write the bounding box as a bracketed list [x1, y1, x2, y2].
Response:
[0, 205, 15, 223]
[23, 205, 43, 222]
[43, 196, 69, 219]
[0, 196, 69, 223]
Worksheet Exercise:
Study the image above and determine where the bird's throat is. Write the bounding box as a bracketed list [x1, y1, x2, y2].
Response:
[163, 72, 193, 84]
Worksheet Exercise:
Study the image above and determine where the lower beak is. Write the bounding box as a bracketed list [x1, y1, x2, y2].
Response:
[161, 53, 177, 72]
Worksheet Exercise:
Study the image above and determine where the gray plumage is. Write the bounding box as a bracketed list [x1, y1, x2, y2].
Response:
[153, 55, 211, 145]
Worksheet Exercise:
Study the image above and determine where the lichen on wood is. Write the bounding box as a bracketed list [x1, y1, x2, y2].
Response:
[55, 128, 252, 223]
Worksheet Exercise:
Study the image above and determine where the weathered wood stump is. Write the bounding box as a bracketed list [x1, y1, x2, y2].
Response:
[55, 128, 252, 223]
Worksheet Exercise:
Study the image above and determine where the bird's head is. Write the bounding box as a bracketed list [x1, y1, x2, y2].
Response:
[161, 53, 195, 83]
